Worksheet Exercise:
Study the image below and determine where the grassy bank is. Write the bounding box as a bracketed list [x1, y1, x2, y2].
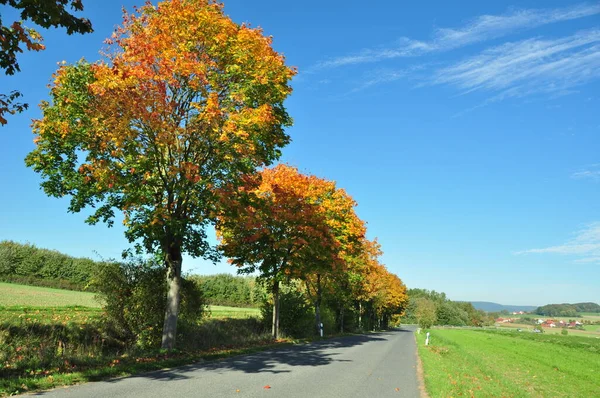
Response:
[0, 339, 290, 396]
[416, 328, 600, 397]
[0, 308, 273, 396]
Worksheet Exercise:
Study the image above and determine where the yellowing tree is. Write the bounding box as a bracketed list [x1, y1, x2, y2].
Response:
[25, 0, 295, 349]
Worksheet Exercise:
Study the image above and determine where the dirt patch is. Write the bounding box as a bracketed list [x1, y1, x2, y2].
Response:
[414, 334, 430, 398]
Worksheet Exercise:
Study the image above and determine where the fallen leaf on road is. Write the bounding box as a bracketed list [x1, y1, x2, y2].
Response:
[236, 389, 240, 393]
[395, 388, 400, 391]
[264, 385, 271, 389]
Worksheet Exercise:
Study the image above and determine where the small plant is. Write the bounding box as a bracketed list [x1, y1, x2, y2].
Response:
[561, 328, 568, 336]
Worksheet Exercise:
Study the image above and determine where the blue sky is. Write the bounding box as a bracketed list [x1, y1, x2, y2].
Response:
[1, 0, 599, 306]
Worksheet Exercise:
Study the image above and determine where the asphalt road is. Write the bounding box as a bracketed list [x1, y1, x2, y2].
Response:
[34, 326, 422, 398]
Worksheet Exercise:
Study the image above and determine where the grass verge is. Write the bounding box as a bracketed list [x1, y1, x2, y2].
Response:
[416, 328, 600, 397]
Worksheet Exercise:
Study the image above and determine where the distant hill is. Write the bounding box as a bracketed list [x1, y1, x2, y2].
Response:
[470, 301, 538, 313]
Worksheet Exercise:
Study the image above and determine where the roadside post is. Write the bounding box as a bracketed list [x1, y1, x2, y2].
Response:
[320, 323, 324, 338]
[425, 332, 430, 346]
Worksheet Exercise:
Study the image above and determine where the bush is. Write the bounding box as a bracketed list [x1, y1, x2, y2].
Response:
[261, 283, 314, 338]
[177, 317, 270, 351]
[561, 328, 568, 336]
[90, 259, 205, 349]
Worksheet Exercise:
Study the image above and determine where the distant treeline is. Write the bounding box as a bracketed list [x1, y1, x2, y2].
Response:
[0, 240, 98, 291]
[403, 288, 494, 328]
[535, 302, 600, 317]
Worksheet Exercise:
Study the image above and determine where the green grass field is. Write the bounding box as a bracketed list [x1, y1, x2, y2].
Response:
[0, 282, 101, 308]
[417, 329, 600, 397]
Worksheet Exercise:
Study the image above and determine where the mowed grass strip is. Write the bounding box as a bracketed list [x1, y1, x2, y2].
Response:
[0, 282, 100, 308]
[207, 305, 261, 319]
[417, 329, 600, 397]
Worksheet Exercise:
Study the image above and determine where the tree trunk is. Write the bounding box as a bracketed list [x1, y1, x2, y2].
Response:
[161, 244, 182, 350]
[314, 274, 322, 337]
[272, 279, 280, 339]
[339, 306, 344, 333]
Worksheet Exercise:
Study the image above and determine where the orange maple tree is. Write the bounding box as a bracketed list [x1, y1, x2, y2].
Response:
[26, 0, 295, 349]
[217, 164, 340, 338]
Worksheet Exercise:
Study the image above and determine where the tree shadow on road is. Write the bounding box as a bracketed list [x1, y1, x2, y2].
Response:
[114, 331, 398, 382]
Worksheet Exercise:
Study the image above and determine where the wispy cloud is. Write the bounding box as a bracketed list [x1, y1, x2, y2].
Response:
[314, 3, 600, 69]
[517, 222, 600, 263]
[572, 165, 600, 180]
[430, 29, 600, 100]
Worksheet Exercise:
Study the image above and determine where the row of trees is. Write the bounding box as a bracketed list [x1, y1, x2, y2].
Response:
[216, 164, 408, 338]
[403, 288, 493, 329]
[534, 302, 600, 317]
[23, 0, 408, 348]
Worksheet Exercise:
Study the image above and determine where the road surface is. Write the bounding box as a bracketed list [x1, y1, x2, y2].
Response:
[34, 326, 422, 398]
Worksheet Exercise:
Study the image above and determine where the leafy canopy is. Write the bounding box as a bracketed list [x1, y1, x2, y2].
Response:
[26, 0, 296, 258]
[217, 164, 341, 280]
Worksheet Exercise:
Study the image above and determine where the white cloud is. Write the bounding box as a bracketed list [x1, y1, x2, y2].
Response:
[430, 29, 600, 100]
[314, 3, 600, 69]
[572, 166, 600, 180]
[517, 222, 600, 263]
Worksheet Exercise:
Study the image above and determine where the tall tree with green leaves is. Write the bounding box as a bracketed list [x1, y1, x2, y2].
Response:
[25, 0, 295, 349]
[415, 297, 437, 330]
[0, 0, 93, 124]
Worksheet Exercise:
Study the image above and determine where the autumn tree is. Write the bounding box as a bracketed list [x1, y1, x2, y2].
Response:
[216, 164, 337, 339]
[0, 0, 93, 124]
[25, 0, 295, 349]
[346, 238, 384, 329]
[297, 181, 366, 336]
[371, 270, 408, 328]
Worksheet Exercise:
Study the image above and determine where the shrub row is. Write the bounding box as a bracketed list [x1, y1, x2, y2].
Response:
[0, 241, 98, 291]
